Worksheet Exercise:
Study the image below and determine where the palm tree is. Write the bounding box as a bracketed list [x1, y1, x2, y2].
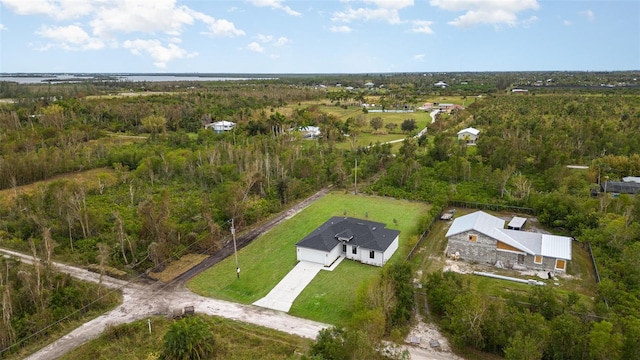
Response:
[161, 316, 215, 360]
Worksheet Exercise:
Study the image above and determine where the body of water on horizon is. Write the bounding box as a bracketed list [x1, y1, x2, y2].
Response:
[0, 74, 271, 84]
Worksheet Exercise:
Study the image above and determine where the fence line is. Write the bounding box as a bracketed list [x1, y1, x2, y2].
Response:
[448, 200, 535, 215]
[406, 217, 437, 261]
[587, 242, 608, 308]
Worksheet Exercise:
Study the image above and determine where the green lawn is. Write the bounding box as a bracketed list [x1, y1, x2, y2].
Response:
[188, 192, 430, 325]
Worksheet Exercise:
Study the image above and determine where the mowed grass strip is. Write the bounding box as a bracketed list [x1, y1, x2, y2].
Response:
[188, 192, 430, 324]
[148, 254, 209, 283]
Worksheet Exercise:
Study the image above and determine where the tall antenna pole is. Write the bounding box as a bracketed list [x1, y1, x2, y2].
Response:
[231, 218, 239, 278]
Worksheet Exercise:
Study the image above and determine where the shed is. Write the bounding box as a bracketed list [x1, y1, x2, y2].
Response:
[507, 217, 527, 230]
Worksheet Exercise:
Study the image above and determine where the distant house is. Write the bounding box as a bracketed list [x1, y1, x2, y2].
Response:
[295, 217, 400, 267]
[622, 176, 640, 184]
[417, 102, 433, 111]
[511, 88, 529, 94]
[601, 181, 640, 195]
[204, 120, 235, 133]
[434, 81, 447, 88]
[294, 126, 321, 139]
[445, 211, 572, 271]
[364, 82, 375, 88]
[457, 127, 480, 145]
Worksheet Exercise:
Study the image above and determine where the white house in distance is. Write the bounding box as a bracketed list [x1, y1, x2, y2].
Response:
[445, 211, 572, 271]
[457, 127, 480, 145]
[290, 126, 321, 139]
[295, 217, 400, 267]
[204, 120, 235, 133]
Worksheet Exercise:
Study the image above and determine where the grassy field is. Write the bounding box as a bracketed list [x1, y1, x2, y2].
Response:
[60, 315, 312, 360]
[188, 192, 430, 325]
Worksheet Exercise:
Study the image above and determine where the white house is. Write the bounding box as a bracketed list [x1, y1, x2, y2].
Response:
[445, 211, 572, 271]
[296, 217, 400, 267]
[291, 126, 321, 139]
[457, 127, 480, 145]
[204, 120, 235, 133]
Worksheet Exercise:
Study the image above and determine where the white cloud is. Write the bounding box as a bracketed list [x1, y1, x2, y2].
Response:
[522, 15, 538, 28]
[329, 25, 352, 33]
[247, 42, 265, 53]
[580, 9, 595, 21]
[90, 1, 198, 38]
[430, 0, 539, 28]
[36, 24, 105, 50]
[123, 39, 197, 68]
[250, 0, 301, 16]
[364, 0, 414, 10]
[332, 0, 413, 24]
[1, 0, 244, 67]
[410, 20, 434, 34]
[0, 0, 94, 20]
[257, 34, 274, 43]
[563, 19, 572, 26]
[413, 54, 425, 61]
[0, 24, 6, 31]
[201, 18, 245, 37]
[275, 37, 290, 46]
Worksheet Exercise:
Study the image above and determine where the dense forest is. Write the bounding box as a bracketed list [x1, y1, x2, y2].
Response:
[0, 72, 639, 359]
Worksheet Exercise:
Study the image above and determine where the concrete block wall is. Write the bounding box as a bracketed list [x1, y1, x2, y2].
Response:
[448, 231, 496, 264]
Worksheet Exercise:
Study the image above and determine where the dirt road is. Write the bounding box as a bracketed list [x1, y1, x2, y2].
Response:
[3, 187, 333, 359]
[4, 186, 461, 360]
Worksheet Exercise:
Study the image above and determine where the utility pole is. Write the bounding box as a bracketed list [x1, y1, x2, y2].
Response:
[230, 218, 239, 278]
[354, 158, 358, 194]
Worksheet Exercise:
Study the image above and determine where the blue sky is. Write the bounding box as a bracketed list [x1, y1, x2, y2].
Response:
[0, 0, 638, 73]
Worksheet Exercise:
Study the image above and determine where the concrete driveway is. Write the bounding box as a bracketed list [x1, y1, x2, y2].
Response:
[254, 257, 343, 312]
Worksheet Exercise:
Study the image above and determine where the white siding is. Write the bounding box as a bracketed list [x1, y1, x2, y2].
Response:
[382, 236, 399, 266]
[346, 244, 361, 262]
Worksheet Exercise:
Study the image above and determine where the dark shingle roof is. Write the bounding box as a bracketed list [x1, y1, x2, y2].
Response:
[601, 181, 640, 194]
[296, 217, 400, 252]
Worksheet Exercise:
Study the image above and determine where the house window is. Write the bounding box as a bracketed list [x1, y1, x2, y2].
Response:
[352, 246, 357, 255]
[555, 259, 566, 270]
[369, 251, 375, 259]
[534, 255, 543, 264]
[517, 254, 525, 264]
[468, 234, 478, 242]
[342, 244, 346, 252]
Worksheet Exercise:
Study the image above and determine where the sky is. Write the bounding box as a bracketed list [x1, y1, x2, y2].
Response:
[0, 0, 638, 73]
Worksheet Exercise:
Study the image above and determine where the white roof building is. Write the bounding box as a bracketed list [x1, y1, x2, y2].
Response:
[205, 120, 235, 133]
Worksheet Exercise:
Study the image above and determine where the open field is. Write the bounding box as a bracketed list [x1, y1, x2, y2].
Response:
[85, 91, 179, 99]
[188, 192, 430, 326]
[59, 315, 312, 360]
